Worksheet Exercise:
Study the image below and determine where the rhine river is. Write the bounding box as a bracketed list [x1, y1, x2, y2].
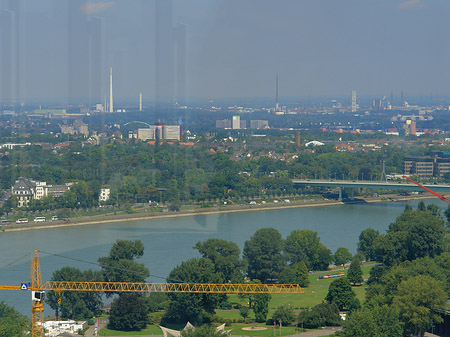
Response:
[0, 198, 446, 315]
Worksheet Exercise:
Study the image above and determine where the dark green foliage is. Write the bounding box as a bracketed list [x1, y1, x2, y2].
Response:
[98, 239, 149, 284]
[445, 205, 450, 223]
[272, 305, 295, 326]
[417, 200, 426, 211]
[108, 293, 149, 331]
[284, 229, 332, 271]
[243, 228, 285, 282]
[297, 302, 341, 329]
[0, 302, 30, 337]
[253, 293, 271, 322]
[146, 293, 170, 312]
[239, 306, 249, 319]
[393, 275, 446, 336]
[46, 267, 103, 319]
[347, 258, 363, 285]
[162, 258, 224, 325]
[340, 305, 403, 337]
[334, 247, 352, 267]
[194, 238, 245, 282]
[278, 261, 310, 287]
[374, 209, 445, 266]
[367, 264, 387, 285]
[357, 228, 379, 261]
[325, 277, 360, 311]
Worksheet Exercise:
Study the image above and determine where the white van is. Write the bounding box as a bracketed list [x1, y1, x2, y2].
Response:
[16, 218, 29, 224]
[34, 217, 46, 223]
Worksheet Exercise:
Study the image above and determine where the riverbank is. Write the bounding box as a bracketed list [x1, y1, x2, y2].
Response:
[1, 193, 437, 233]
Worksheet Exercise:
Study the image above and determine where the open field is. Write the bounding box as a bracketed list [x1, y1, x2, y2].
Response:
[99, 263, 375, 336]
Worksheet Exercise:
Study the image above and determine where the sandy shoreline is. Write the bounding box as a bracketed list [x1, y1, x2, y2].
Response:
[1, 194, 436, 233]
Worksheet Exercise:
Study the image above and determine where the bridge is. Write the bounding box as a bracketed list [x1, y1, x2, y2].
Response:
[292, 179, 450, 201]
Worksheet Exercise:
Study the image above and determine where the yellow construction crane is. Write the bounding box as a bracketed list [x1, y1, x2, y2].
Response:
[0, 250, 304, 337]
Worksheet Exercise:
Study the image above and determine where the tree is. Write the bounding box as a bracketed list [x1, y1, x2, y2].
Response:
[162, 258, 224, 325]
[0, 301, 30, 337]
[357, 228, 379, 261]
[297, 302, 341, 329]
[444, 205, 450, 223]
[347, 258, 363, 285]
[243, 228, 285, 282]
[325, 277, 359, 311]
[284, 229, 332, 271]
[108, 293, 148, 331]
[272, 305, 295, 326]
[253, 292, 271, 322]
[374, 210, 445, 266]
[239, 306, 249, 320]
[98, 239, 149, 283]
[341, 305, 403, 337]
[194, 238, 245, 282]
[278, 261, 310, 287]
[46, 267, 103, 319]
[334, 247, 352, 268]
[393, 275, 446, 337]
[98, 240, 150, 331]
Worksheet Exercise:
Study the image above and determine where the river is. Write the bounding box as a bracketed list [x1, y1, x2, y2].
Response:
[0, 198, 446, 315]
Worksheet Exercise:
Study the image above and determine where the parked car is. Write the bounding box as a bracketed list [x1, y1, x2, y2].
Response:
[33, 217, 46, 222]
[16, 218, 29, 224]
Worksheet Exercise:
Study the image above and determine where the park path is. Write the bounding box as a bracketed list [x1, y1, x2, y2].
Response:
[83, 325, 342, 337]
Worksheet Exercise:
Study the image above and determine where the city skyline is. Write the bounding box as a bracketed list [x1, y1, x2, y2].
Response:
[0, 0, 449, 103]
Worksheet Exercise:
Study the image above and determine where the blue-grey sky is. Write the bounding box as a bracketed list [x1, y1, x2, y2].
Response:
[2, 0, 450, 104]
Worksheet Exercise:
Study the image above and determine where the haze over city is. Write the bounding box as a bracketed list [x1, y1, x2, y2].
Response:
[2, 0, 450, 104]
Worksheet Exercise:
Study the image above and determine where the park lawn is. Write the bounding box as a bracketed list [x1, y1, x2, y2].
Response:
[101, 323, 304, 337]
[99, 324, 163, 336]
[227, 323, 304, 337]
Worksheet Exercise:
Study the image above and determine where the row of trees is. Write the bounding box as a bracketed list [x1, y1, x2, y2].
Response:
[45, 227, 337, 330]
[1, 139, 437, 214]
[338, 202, 450, 337]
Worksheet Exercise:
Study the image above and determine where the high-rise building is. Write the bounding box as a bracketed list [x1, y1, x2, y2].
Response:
[216, 119, 231, 129]
[250, 120, 269, 129]
[351, 90, 357, 112]
[232, 116, 241, 130]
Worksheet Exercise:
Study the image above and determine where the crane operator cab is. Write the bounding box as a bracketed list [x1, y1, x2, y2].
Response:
[32, 291, 45, 302]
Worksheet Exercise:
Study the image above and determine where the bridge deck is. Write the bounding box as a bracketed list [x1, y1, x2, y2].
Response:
[292, 179, 450, 194]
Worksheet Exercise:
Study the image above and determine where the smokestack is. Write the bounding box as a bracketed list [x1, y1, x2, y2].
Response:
[275, 74, 279, 111]
[109, 67, 113, 113]
[139, 92, 143, 112]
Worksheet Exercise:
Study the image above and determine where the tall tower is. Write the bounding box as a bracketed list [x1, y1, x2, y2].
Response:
[139, 92, 143, 111]
[351, 90, 357, 112]
[109, 67, 113, 113]
[275, 75, 279, 111]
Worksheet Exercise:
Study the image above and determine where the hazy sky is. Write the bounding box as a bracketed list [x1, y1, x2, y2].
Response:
[2, 0, 450, 103]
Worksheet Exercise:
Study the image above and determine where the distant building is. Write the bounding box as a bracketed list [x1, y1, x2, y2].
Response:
[403, 152, 450, 178]
[59, 120, 89, 136]
[232, 115, 240, 129]
[99, 188, 110, 202]
[164, 125, 182, 140]
[135, 125, 181, 141]
[216, 119, 231, 129]
[11, 177, 71, 207]
[250, 120, 269, 129]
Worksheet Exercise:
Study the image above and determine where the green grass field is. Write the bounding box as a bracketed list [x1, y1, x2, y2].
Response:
[99, 263, 376, 336]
